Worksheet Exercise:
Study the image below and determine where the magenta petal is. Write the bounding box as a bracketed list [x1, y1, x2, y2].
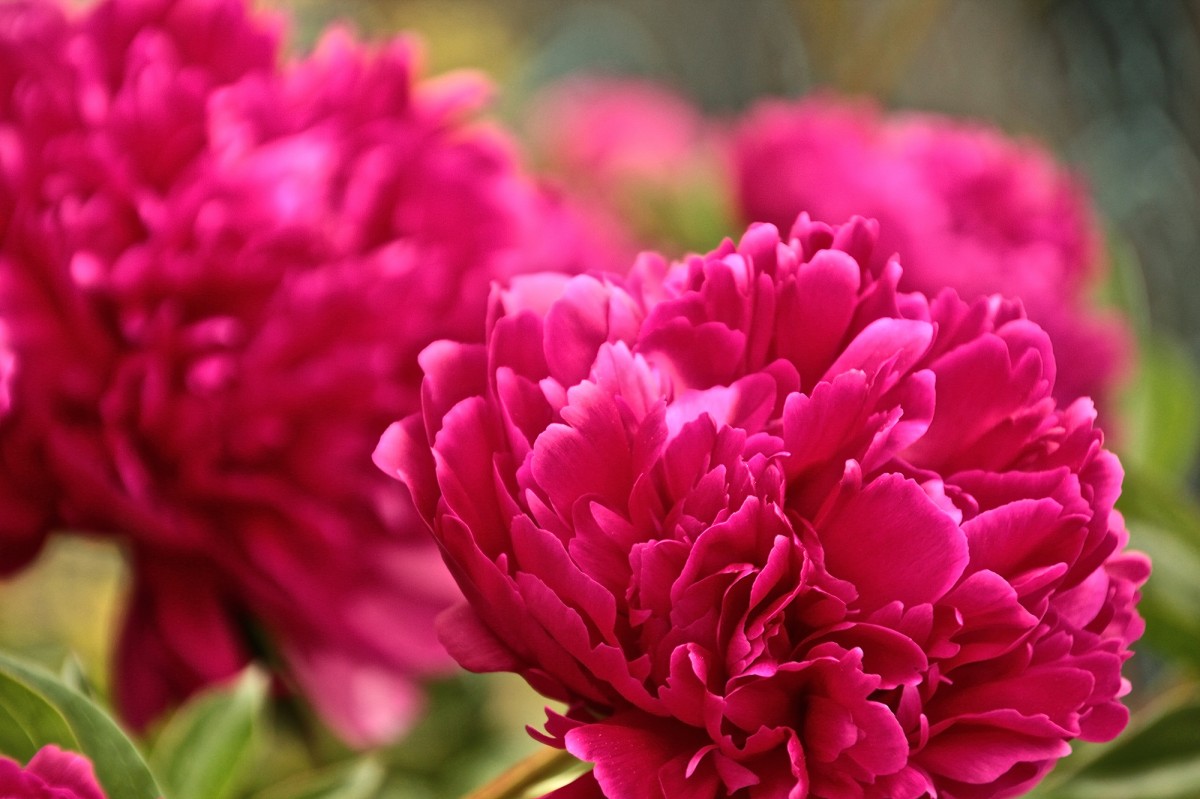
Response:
[437, 602, 524, 673]
[775, 247, 861, 385]
[819, 474, 968, 609]
[822, 317, 933, 386]
[567, 713, 701, 799]
[544, 275, 622, 386]
[26, 747, 106, 799]
[920, 725, 1071, 784]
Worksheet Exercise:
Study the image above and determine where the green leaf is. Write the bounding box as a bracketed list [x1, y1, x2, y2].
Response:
[1120, 336, 1200, 482]
[0, 668, 76, 751]
[58, 653, 93, 699]
[150, 667, 269, 799]
[0, 699, 40, 761]
[249, 757, 385, 799]
[1123, 521, 1200, 671]
[1122, 467, 1200, 551]
[1049, 698, 1200, 799]
[0, 651, 160, 799]
[1097, 233, 1152, 338]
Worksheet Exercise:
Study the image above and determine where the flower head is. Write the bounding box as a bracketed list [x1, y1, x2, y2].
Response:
[733, 96, 1128, 410]
[0, 746, 107, 799]
[379, 214, 1148, 798]
[0, 0, 595, 744]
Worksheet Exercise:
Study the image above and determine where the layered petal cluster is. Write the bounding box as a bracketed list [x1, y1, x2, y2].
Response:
[378, 215, 1148, 798]
[733, 96, 1128, 409]
[0, 746, 107, 799]
[0, 0, 594, 744]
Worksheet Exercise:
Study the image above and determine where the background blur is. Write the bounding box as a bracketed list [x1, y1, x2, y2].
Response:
[275, 0, 1200, 365]
[4, 1, 1199, 797]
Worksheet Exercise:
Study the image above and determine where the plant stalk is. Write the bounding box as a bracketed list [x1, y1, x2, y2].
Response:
[463, 747, 580, 799]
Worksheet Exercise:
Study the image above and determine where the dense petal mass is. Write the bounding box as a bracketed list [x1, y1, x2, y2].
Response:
[379, 214, 1147, 798]
[0, 0, 596, 743]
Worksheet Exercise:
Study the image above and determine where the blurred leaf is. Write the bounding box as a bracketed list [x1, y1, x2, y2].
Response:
[1123, 521, 1200, 672]
[249, 757, 385, 799]
[0, 699, 40, 760]
[381, 672, 553, 798]
[1048, 698, 1200, 799]
[150, 667, 268, 799]
[1120, 336, 1200, 482]
[1119, 465, 1200, 671]
[0, 651, 160, 799]
[0, 666, 75, 751]
[59, 653, 92, 699]
[1121, 465, 1200, 550]
[666, 173, 738, 255]
[1100, 233, 1153, 339]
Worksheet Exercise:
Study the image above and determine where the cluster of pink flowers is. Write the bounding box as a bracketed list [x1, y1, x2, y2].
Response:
[1, 0, 1149, 792]
[0, 747, 106, 799]
[379, 214, 1148, 798]
[0, 0, 596, 744]
[529, 83, 1128, 411]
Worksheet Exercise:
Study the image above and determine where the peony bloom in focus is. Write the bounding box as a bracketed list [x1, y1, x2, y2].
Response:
[0, 746, 107, 799]
[0, 0, 596, 744]
[378, 214, 1148, 798]
[733, 96, 1129, 410]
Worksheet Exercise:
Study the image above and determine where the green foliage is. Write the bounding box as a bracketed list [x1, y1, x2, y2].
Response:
[249, 757, 385, 799]
[0, 651, 160, 799]
[150, 668, 269, 799]
[1041, 692, 1200, 799]
[1118, 464, 1200, 674]
[1121, 337, 1200, 484]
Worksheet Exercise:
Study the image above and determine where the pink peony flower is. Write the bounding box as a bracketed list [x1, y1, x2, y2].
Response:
[0, 0, 596, 744]
[732, 96, 1129, 412]
[378, 214, 1148, 798]
[0, 746, 107, 799]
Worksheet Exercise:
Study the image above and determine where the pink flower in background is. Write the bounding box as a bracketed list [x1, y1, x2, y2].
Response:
[733, 95, 1129, 411]
[0, 746, 107, 799]
[378, 214, 1148, 798]
[0, 0, 596, 744]
[530, 76, 706, 192]
[527, 76, 732, 256]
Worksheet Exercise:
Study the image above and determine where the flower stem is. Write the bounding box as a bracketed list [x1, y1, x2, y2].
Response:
[464, 747, 581, 799]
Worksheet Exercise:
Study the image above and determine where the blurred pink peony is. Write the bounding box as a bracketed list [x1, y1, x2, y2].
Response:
[529, 76, 706, 192]
[733, 96, 1129, 410]
[527, 76, 732, 256]
[0, 746, 107, 799]
[378, 214, 1148, 798]
[0, 0, 596, 744]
